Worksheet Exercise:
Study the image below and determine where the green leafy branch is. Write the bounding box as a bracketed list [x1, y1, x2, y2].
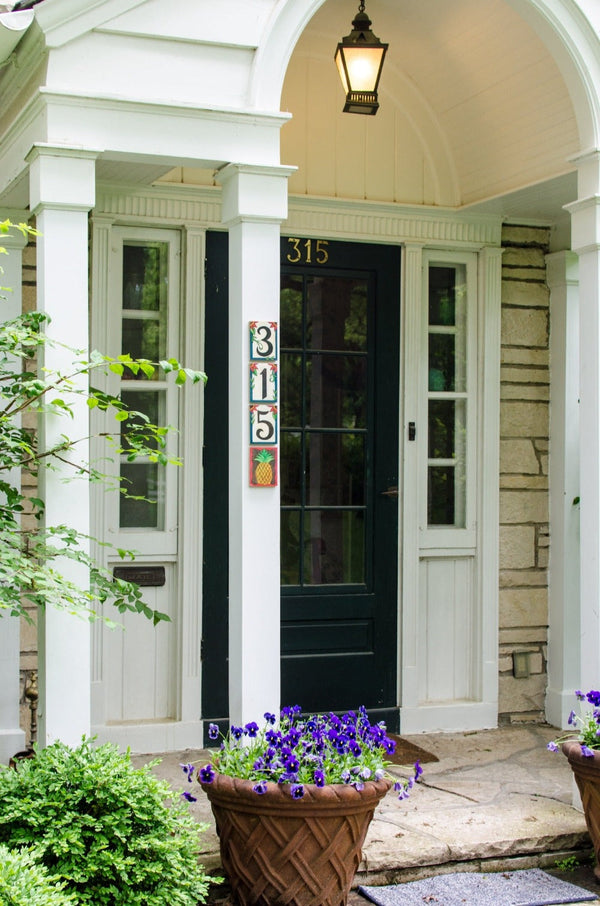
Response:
[0, 221, 206, 624]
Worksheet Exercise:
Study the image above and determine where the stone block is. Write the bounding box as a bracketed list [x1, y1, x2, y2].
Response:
[22, 284, 36, 312]
[500, 384, 549, 401]
[502, 225, 550, 247]
[500, 490, 549, 523]
[499, 628, 547, 644]
[22, 244, 36, 267]
[502, 282, 549, 308]
[537, 547, 549, 569]
[499, 525, 536, 570]
[499, 587, 548, 627]
[501, 308, 548, 346]
[499, 673, 546, 714]
[502, 267, 546, 281]
[502, 248, 546, 268]
[499, 569, 548, 587]
[501, 401, 549, 438]
[500, 439, 539, 474]
[500, 476, 548, 489]
[501, 348, 548, 366]
[501, 366, 549, 384]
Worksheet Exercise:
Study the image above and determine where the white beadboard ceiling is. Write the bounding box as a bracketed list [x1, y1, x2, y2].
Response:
[280, 0, 579, 217]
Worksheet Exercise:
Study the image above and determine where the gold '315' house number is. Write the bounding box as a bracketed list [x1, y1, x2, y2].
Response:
[286, 238, 329, 265]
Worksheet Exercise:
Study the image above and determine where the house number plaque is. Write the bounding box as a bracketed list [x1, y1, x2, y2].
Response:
[248, 322, 278, 487]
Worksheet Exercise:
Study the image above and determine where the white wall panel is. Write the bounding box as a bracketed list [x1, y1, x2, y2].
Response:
[418, 555, 476, 704]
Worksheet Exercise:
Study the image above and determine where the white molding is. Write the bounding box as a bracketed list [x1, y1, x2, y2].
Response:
[94, 184, 503, 249]
[546, 250, 580, 729]
[179, 225, 206, 723]
[477, 246, 502, 710]
[91, 719, 205, 754]
[400, 243, 425, 711]
[399, 702, 498, 734]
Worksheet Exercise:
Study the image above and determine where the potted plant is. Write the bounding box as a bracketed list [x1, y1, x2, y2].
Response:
[183, 705, 421, 906]
[547, 689, 600, 879]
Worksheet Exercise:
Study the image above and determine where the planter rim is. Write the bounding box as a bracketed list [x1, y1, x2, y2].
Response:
[562, 739, 600, 764]
[198, 771, 392, 816]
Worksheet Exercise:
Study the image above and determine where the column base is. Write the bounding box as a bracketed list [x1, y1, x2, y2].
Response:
[0, 728, 27, 765]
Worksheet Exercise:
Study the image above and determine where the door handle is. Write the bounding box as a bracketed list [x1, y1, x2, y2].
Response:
[381, 486, 398, 498]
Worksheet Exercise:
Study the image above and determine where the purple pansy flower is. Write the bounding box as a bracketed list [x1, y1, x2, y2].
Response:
[199, 764, 216, 783]
[291, 784, 305, 799]
[181, 790, 197, 802]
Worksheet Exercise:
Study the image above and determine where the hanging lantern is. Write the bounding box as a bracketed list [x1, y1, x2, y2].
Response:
[335, 1, 388, 115]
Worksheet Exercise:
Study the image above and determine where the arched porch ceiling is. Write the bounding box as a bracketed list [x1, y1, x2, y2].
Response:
[279, 0, 579, 209]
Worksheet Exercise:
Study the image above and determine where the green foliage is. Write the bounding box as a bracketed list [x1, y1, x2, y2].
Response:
[0, 221, 206, 624]
[0, 740, 215, 906]
[553, 855, 579, 872]
[0, 844, 76, 906]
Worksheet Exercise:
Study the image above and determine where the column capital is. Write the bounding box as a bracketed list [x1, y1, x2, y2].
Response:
[217, 162, 296, 226]
[546, 250, 579, 289]
[27, 144, 99, 216]
[565, 195, 600, 255]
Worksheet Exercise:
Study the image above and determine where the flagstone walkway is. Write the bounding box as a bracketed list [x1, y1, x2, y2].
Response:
[132, 724, 600, 905]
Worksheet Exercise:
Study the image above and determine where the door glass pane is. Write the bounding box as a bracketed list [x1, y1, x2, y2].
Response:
[123, 243, 168, 312]
[427, 467, 455, 526]
[280, 274, 303, 348]
[306, 434, 365, 506]
[281, 353, 302, 427]
[281, 431, 302, 506]
[304, 511, 365, 585]
[122, 242, 168, 381]
[281, 266, 371, 587]
[281, 510, 301, 585]
[428, 333, 455, 392]
[120, 463, 161, 528]
[306, 355, 367, 428]
[307, 276, 367, 351]
[428, 267, 455, 326]
[428, 400, 456, 458]
[119, 390, 165, 529]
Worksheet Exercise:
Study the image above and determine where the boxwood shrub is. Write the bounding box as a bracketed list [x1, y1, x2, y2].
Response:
[0, 740, 214, 906]
[0, 844, 75, 906]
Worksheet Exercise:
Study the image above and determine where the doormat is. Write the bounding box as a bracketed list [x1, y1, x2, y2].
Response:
[359, 869, 597, 906]
[385, 734, 439, 766]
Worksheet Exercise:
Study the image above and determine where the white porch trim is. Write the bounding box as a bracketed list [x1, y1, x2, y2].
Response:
[546, 251, 580, 729]
[0, 213, 29, 763]
[218, 163, 294, 727]
[28, 145, 96, 747]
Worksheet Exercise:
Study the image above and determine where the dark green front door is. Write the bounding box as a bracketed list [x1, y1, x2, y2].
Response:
[280, 238, 400, 728]
[202, 233, 400, 736]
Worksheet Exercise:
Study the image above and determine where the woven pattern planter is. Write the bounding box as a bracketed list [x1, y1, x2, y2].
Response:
[199, 773, 390, 906]
[562, 741, 600, 880]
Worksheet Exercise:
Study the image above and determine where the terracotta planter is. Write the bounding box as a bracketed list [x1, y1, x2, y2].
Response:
[562, 740, 600, 879]
[199, 773, 391, 906]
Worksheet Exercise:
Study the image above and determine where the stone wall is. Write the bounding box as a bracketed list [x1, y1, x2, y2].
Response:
[498, 224, 551, 723]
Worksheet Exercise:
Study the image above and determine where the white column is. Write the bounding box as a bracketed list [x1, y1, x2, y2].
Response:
[0, 214, 28, 762]
[546, 252, 580, 727]
[27, 145, 97, 746]
[567, 150, 600, 692]
[218, 163, 294, 726]
[477, 246, 502, 717]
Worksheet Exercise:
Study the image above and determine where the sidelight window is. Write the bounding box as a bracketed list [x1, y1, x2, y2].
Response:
[424, 256, 476, 534]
